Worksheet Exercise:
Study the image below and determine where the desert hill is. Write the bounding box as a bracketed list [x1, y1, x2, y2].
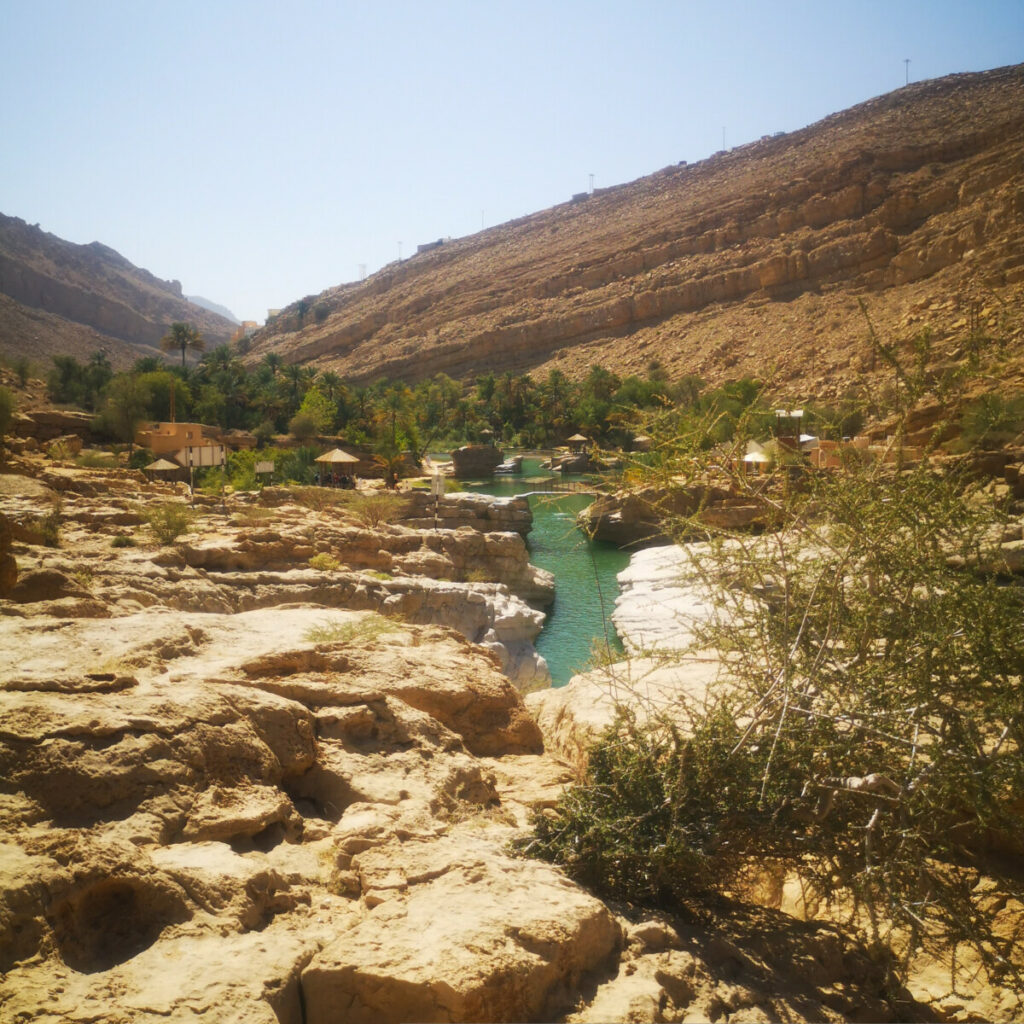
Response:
[247, 64, 1024, 401]
[0, 213, 237, 368]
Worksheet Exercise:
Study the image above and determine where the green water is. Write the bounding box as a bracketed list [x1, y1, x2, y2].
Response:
[447, 457, 630, 687]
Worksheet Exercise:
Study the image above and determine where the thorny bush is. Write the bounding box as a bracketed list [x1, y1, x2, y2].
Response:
[522, 417, 1024, 994]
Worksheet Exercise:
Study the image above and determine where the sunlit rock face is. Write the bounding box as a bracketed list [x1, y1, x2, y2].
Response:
[2, 454, 1019, 1020]
[246, 67, 1024, 402]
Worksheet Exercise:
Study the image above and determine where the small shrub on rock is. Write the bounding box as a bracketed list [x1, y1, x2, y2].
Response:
[145, 503, 194, 545]
[308, 552, 341, 571]
[350, 492, 405, 528]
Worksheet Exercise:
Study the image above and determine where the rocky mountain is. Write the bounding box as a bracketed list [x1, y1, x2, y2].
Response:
[247, 64, 1024, 400]
[0, 214, 237, 367]
[185, 294, 240, 323]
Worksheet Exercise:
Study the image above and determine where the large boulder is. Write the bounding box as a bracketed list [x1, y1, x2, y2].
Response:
[450, 445, 503, 479]
[302, 834, 621, 1024]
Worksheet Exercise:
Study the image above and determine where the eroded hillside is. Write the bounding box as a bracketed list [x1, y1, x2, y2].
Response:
[0, 214, 237, 366]
[248, 65, 1024, 400]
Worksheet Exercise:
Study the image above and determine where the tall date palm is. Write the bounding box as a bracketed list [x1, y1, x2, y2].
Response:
[159, 322, 205, 368]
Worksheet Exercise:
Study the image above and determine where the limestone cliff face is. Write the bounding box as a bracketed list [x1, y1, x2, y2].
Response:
[247, 65, 1024, 399]
[0, 213, 236, 358]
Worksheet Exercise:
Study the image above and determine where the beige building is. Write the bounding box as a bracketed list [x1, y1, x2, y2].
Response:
[135, 422, 223, 460]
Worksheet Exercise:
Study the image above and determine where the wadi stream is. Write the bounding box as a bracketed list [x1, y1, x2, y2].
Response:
[438, 455, 630, 686]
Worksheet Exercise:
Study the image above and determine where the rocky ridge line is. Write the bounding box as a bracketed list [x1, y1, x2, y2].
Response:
[0, 213, 237, 364]
[247, 65, 1024, 401]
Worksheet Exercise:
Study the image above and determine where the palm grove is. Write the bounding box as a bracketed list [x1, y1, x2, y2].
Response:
[42, 327, 781, 467]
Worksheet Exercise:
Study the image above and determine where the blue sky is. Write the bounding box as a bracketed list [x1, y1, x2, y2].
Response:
[1, 0, 1021, 324]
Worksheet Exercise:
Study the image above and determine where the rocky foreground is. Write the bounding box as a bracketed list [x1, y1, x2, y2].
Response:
[0, 459, 1015, 1022]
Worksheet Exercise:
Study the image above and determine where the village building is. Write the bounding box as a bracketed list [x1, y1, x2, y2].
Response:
[135, 422, 225, 462]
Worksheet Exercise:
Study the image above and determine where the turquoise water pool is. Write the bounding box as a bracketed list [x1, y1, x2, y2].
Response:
[445, 457, 630, 687]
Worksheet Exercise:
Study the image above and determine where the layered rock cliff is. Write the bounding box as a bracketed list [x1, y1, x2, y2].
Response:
[247, 65, 1024, 400]
[0, 213, 237, 365]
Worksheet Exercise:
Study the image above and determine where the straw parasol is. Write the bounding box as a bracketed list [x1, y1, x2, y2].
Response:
[315, 448, 360, 465]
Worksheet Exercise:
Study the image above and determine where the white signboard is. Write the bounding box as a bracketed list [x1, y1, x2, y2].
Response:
[176, 445, 226, 468]
[255, 461, 275, 475]
[430, 473, 445, 498]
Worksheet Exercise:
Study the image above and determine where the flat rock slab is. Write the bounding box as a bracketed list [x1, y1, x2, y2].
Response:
[302, 834, 620, 1023]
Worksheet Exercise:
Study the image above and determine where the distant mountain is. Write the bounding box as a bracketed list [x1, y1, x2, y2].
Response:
[0, 214, 237, 367]
[186, 295, 240, 324]
[247, 64, 1024, 402]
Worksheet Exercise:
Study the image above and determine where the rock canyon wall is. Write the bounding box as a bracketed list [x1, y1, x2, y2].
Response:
[0, 214, 237, 366]
[247, 66, 1024, 402]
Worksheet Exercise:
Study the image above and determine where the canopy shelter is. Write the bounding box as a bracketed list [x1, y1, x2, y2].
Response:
[741, 440, 771, 475]
[566, 433, 589, 453]
[315, 448, 361, 488]
[143, 457, 186, 483]
[315, 448, 360, 465]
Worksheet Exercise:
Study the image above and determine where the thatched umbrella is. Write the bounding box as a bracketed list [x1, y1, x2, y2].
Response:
[144, 457, 182, 481]
[315, 448, 360, 466]
[314, 448, 361, 486]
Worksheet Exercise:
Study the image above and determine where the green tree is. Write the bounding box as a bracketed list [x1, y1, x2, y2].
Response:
[160, 322, 206, 367]
[99, 374, 152, 452]
[136, 370, 192, 422]
[281, 362, 314, 414]
[46, 352, 112, 411]
[297, 386, 336, 434]
[193, 383, 227, 426]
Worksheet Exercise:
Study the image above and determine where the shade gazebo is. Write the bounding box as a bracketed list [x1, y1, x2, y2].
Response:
[144, 457, 184, 481]
[315, 448, 361, 487]
[566, 433, 589, 453]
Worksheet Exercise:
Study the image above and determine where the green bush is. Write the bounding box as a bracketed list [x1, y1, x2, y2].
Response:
[960, 391, 1024, 449]
[128, 448, 154, 471]
[253, 420, 277, 447]
[75, 450, 118, 468]
[304, 613, 399, 645]
[521, 708, 760, 906]
[522, 432, 1024, 991]
[0, 385, 16, 440]
[289, 411, 318, 443]
[349, 492, 405, 528]
[144, 503, 194, 545]
[39, 502, 61, 547]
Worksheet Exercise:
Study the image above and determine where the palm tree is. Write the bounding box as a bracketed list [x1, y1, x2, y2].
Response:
[160, 322, 205, 368]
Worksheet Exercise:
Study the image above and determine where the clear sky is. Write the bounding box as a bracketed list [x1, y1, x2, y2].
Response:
[1, 0, 1021, 324]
